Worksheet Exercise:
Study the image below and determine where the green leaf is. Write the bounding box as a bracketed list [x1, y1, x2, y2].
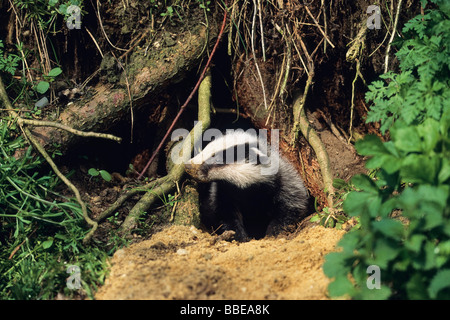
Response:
[417, 118, 440, 152]
[332, 178, 348, 189]
[372, 238, 399, 269]
[392, 126, 422, 153]
[372, 219, 405, 240]
[343, 191, 381, 218]
[47, 67, 62, 77]
[358, 285, 392, 300]
[406, 273, 429, 299]
[438, 158, 450, 183]
[36, 81, 50, 94]
[99, 170, 112, 182]
[337, 231, 360, 254]
[428, 269, 450, 299]
[412, 241, 437, 270]
[355, 135, 389, 156]
[42, 237, 53, 249]
[351, 174, 379, 193]
[323, 252, 351, 278]
[405, 234, 426, 253]
[327, 276, 355, 298]
[365, 154, 400, 173]
[400, 154, 439, 184]
[88, 168, 99, 176]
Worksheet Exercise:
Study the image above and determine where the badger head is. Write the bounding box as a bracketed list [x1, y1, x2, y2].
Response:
[185, 131, 278, 189]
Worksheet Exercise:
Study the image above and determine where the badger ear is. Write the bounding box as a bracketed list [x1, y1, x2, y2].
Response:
[249, 147, 270, 165]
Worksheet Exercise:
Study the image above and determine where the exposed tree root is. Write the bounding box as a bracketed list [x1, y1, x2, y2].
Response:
[292, 90, 335, 209]
[291, 38, 335, 209]
[116, 71, 212, 236]
[0, 77, 121, 244]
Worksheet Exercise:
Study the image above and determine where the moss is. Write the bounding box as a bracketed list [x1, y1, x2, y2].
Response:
[173, 184, 201, 228]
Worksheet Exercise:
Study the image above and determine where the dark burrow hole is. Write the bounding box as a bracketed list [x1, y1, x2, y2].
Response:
[56, 44, 314, 240]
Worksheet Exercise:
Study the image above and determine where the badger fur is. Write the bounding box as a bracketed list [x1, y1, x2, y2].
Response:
[185, 130, 308, 241]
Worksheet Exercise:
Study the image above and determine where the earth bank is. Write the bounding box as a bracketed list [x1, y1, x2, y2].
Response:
[95, 223, 345, 300]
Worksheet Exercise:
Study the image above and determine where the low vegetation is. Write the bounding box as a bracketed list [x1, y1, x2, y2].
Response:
[324, 0, 450, 299]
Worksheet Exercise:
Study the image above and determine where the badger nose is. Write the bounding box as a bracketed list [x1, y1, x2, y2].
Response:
[184, 162, 198, 175]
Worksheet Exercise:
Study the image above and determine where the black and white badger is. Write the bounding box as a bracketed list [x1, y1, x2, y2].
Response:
[185, 130, 309, 241]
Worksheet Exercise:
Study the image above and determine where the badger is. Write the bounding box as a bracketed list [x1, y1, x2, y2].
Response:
[184, 129, 308, 241]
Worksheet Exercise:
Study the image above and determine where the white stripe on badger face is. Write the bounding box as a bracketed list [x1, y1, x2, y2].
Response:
[187, 130, 279, 188]
[189, 131, 260, 165]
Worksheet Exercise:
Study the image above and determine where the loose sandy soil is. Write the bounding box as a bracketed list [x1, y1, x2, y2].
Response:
[96, 223, 345, 300]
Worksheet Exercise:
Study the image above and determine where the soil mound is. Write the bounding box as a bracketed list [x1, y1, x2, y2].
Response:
[96, 224, 345, 300]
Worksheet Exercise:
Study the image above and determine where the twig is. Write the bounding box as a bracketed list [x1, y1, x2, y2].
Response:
[18, 118, 122, 142]
[251, 0, 268, 110]
[95, 0, 127, 52]
[85, 27, 104, 58]
[384, 0, 403, 73]
[257, 0, 266, 62]
[137, 2, 229, 179]
[304, 5, 335, 49]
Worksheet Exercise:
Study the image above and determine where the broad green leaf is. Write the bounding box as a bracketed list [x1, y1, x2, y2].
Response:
[417, 119, 440, 152]
[406, 273, 429, 299]
[88, 168, 99, 176]
[351, 174, 379, 193]
[358, 285, 391, 300]
[405, 234, 426, 253]
[372, 219, 405, 240]
[393, 127, 422, 153]
[337, 231, 360, 254]
[323, 252, 355, 278]
[372, 238, 399, 269]
[412, 241, 437, 270]
[47, 67, 62, 77]
[355, 135, 389, 156]
[365, 154, 400, 172]
[42, 237, 53, 249]
[400, 154, 439, 184]
[327, 276, 355, 298]
[99, 170, 112, 182]
[438, 158, 450, 183]
[428, 269, 450, 299]
[36, 81, 50, 94]
[344, 191, 382, 218]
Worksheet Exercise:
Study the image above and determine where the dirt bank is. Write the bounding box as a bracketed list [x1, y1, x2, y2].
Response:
[95, 223, 345, 300]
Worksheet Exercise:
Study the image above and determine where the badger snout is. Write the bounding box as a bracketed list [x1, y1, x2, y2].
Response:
[185, 162, 207, 181]
[184, 162, 198, 175]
